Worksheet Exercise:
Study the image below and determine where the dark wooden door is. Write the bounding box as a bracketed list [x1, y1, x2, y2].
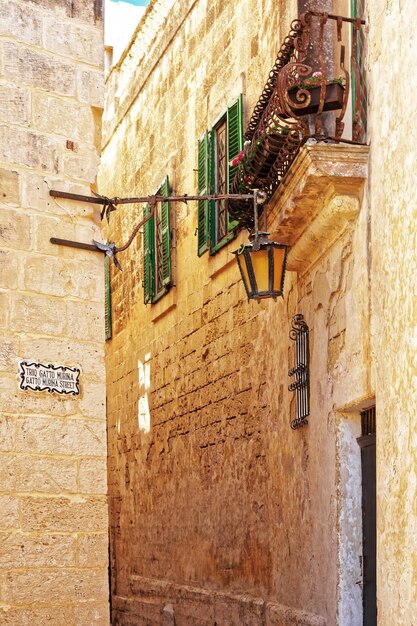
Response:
[357, 430, 376, 626]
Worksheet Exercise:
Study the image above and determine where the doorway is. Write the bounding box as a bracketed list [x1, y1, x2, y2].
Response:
[357, 406, 376, 626]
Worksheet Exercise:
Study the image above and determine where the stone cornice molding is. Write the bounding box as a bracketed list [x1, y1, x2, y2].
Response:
[267, 143, 369, 272]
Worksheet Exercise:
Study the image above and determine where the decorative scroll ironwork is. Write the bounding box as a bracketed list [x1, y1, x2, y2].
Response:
[288, 314, 310, 430]
[244, 17, 307, 141]
[229, 11, 366, 230]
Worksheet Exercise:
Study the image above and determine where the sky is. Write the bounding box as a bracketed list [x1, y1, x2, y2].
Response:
[105, 0, 147, 67]
[110, 0, 149, 5]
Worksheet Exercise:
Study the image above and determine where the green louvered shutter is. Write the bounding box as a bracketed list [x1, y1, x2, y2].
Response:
[158, 176, 172, 287]
[104, 255, 112, 340]
[197, 132, 209, 256]
[351, 0, 357, 114]
[209, 127, 216, 246]
[143, 203, 154, 304]
[227, 95, 243, 230]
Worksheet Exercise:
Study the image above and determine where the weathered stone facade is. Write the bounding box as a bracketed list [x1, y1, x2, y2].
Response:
[368, 1, 417, 623]
[0, 0, 109, 623]
[99, 1, 362, 625]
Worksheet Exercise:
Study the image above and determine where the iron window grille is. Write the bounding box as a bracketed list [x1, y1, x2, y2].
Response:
[288, 314, 310, 429]
[361, 406, 376, 436]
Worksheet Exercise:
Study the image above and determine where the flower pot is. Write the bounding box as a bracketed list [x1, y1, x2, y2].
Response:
[287, 82, 345, 117]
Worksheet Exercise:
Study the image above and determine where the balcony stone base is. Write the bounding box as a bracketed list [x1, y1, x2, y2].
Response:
[267, 142, 369, 273]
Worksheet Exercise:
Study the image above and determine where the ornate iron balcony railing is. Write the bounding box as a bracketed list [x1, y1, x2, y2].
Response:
[230, 12, 367, 229]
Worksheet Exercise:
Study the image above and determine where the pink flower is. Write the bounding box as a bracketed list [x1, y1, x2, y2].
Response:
[312, 71, 322, 78]
[230, 150, 246, 167]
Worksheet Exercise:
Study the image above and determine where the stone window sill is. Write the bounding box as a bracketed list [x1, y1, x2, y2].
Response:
[207, 230, 247, 279]
[151, 287, 176, 322]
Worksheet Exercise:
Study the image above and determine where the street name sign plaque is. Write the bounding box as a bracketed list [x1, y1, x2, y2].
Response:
[18, 361, 80, 396]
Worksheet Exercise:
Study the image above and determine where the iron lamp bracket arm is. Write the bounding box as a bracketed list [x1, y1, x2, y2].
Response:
[48, 189, 260, 269]
[49, 189, 256, 207]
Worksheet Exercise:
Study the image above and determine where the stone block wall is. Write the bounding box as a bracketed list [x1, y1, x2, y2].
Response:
[368, 0, 417, 623]
[0, 0, 109, 623]
[99, 1, 372, 625]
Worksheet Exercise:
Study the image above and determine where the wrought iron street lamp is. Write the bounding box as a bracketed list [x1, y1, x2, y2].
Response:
[234, 191, 288, 301]
[47, 187, 288, 299]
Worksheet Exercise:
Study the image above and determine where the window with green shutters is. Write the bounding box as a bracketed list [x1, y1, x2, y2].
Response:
[143, 176, 172, 304]
[197, 95, 243, 255]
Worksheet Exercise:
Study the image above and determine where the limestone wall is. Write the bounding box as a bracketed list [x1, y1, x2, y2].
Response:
[368, 1, 417, 623]
[99, 1, 374, 625]
[0, 1, 109, 623]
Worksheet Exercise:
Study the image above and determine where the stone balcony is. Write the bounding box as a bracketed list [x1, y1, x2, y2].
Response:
[230, 11, 367, 232]
[267, 142, 369, 272]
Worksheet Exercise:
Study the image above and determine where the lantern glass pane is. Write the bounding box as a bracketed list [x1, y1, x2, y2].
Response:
[238, 252, 252, 294]
[272, 247, 285, 292]
[251, 248, 269, 293]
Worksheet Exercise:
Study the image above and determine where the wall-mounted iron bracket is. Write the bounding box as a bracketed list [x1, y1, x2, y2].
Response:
[48, 189, 256, 270]
[288, 314, 310, 429]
